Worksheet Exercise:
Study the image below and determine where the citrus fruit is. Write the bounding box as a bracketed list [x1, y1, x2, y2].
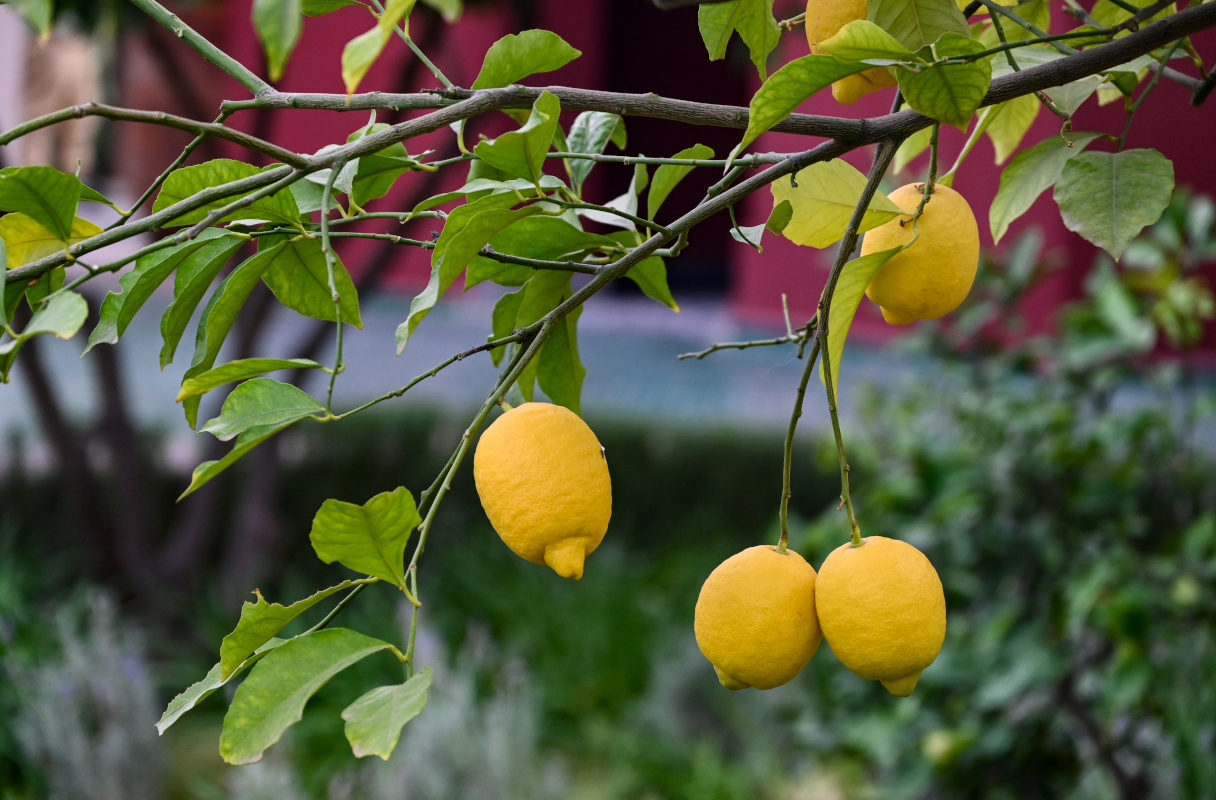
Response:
[806, 0, 897, 104]
[860, 182, 980, 325]
[814, 536, 946, 696]
[472, 402, 611, 580]
[694, 544, 822, 690]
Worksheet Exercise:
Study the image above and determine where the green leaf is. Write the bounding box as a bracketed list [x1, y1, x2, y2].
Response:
[158, 236, 248, 368]
[496, 271, 571, 400]
[989, 132, 1103, 243]
[604, 231, 679, 311]
[310, 487, 420, 588]
[564, 112, 624, 189]
[697, 0, 779, 79]
[819, 247, 902, 400]
[471, 29, 581, 90]
[219, 629, 396, 765]
[302, 0, 366, 14]
[179, 423, 293, 499]
[341, 0, 417, 94]
[893, 125, 935, 174]
[0, 291, 89, 382]
[86, 231, 239, 354]
[1042, 75, 1104, 116]
[200, 378, 323, 441]
[259, 237, 362, 327]
[897, 34, 991, 128]
[467, 215, 616, 289]
[3, 0, 51, 38]
[981, 94, 1039, 164]
[178, 358, 325, 402]
[1054, 148, 1174, 260]
[0, 237, 7, 328]
[180, 248, 278, 428]
[868, 0, 968, 52]
[156, 638, 286, 735]
[489, 289, 525, 366]
[538, 305, 585, 413]
[152, 159, 301, 228]
[343, 668, 432, 760]
[648, 144, 714, 221]
[219, 581, 365, 680]
[576, 163, 648, 230]
[0, 213, 102, 268]
[770, 160, 903, 249]
[473, 90, 561, 183]
[816, 19, 919, 64]
[252, 0, 302, 82]
[0, 166, 83, 241]
[732, 56, 868, 158]
[397, 193, 541, 351]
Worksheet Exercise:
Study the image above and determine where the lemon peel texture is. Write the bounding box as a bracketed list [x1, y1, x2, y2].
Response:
[473, 402, 611, 580]
[694, 545, 822, 690]
[815, 536, 946, 696]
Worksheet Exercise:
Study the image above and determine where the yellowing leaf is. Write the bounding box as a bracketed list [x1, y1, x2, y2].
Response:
[0, 213, 102, 268]
[771, 160, 902, 249]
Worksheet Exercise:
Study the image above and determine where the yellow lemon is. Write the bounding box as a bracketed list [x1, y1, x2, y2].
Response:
[473, 402, 610, 580]
[806, 0, 897, 104]
[694, 545, 822, 690]
[815, 536, 946, 696]
[860, 182, 980, 325]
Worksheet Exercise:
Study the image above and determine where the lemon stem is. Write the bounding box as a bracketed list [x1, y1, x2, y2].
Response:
[777, 329, 821, 553]
[912, 124, 940, 223]
[813, 138, 902, 548]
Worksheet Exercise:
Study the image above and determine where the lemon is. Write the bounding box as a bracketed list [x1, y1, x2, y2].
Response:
[694, 545, 822, 690]
[815, 536, 946, 696]
[806, 0, 897, 104]
[473, 402, 611, 580]
[860, 182, 980, 325]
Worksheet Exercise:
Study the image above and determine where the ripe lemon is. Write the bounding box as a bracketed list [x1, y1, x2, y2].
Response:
[815, 536, 946, 696]
[806, 0, 897, 104]
[694, 545, 822, 690]
[860, 182, 980, 325]
[472, 402, 611, 580]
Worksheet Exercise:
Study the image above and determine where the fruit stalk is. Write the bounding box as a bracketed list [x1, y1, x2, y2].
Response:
[814, 138, 902, 546]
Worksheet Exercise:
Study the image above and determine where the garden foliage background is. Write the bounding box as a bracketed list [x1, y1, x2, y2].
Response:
[1, 0, 1215, 798]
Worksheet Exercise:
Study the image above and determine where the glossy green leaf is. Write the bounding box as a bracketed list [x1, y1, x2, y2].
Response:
[816, 19, 919, 64]
[473, 90, 561, 183]
[770, 160, 902, 249]
[397, 193, 541, 351]
[0, 166, 83, 241]
[179, 422, 293, 499]
[648, 144, 714, 220]
[1054, 148, 1174, 260]
[0, 291, 89, 382]
[0, 213, 102, 268]
[538, 304, 584, 413]
[868, 0, 968, 52]
[252, 0, 302, 82]
[731, 55, 867, 159]
[220, 629, 396, 765]
[576, 163, 648, 230]
[565, 111, 624, 189]
[178, 358, 325, 402]
[86, 231, 238, 354]
[200, 378, 323, 441]
[489, 289, 525, 366]
[893, 125, 934, 174]
[302, 0, 365, 14]
[342, 668, 432, 760]
[471, 29, 581, 89]
[989, 132, 1103, 243]
[467, 215, 615, 289]
[341, 0, 417, 94]
[156, 638, 286, 735]
[259, 237, 362, 327]
[1042, 75, 1104, 116]
[421, 0, 460, 21]
[819, 247, 902, 401]
[697, 0, 779, 79]
[605, 232, 679, 311]
[152, 159, 300, 228]
[0, 237, 7, 327]
[180, 247, 278, 427]
[219, 581, 365, 679]
[497, 271, 571, 401]
[898, 33, 991, 128]
[310, 487, 419, 589]
[158, 236, 247, 368]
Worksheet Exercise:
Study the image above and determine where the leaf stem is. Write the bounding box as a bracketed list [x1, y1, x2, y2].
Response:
[319, 163, 345, 412]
